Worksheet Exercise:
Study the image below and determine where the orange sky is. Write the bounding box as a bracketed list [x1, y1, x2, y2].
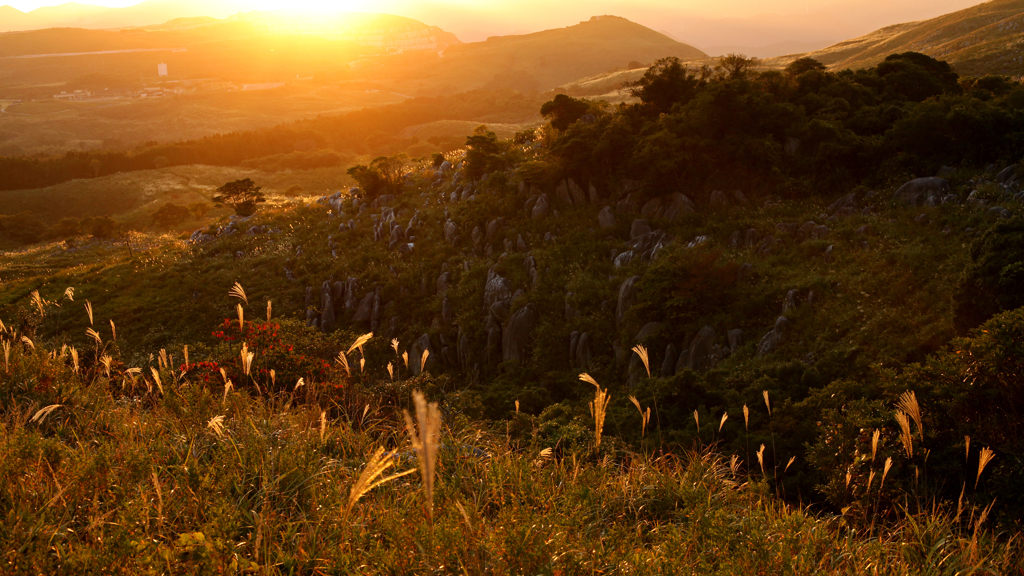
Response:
[3, 0, 992, 51]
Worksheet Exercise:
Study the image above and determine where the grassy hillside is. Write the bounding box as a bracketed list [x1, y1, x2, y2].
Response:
[768, 0, 1024, 75]
[2, 52, 1024, 572]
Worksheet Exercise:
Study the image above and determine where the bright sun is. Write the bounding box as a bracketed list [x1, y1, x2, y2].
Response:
[245, 0, 370, 14]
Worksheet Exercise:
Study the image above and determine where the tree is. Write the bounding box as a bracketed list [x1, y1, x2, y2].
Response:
[212, 179, 266, 217]
[955, 217, 1024, 332]
[464, 127, 504, 181]
[785, 57, 827, 77]
[187, 202, 213, 219]
[540, 94, 591, 131]
[346, 154, 406, 199]
[151, 203, 192, 228]
[626, 57, 702, 113]
[83, 216, 117, 239]
[47, 217, 81, 240]
[717, 53, 759, 80]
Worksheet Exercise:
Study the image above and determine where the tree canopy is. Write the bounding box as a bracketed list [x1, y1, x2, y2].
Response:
[212, 179, 266, 217]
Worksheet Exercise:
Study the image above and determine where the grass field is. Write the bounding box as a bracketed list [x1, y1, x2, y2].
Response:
[0, 84, 408, 156]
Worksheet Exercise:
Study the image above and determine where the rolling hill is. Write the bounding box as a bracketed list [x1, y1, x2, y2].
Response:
[768, 0, 1024, 75]
[366, 15, 707, 96]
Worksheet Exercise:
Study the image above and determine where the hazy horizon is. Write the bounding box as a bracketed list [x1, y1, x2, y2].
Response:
[1, 0, 994, 55]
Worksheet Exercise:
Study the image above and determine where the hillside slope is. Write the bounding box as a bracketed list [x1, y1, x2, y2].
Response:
[368, 16, 707, 95]
[768, 0, 1024, 75]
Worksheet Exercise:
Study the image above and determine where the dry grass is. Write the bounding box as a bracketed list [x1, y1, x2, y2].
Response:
[403, 390, 441, 520]
[229, 281, 248, 305]
[581, 373, 610, 451]
[345, 446, 416, 516]
[632, 344, 650, 378]
[897, 390, 923, 441]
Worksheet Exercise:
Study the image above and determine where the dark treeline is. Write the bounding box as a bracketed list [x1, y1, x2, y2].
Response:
[0, 89, 543, 192]
[538, 53, 1024, 201]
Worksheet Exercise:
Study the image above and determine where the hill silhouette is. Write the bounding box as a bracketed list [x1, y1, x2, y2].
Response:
[769, 0, 1024, 75]
[365, 16, 707, 95]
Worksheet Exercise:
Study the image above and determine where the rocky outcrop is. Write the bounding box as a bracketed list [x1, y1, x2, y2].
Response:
[616, 276, 640, 329]
[756, 317, 789, 357]
[503, 304, 538, 364]
[893, 177, 950, 206]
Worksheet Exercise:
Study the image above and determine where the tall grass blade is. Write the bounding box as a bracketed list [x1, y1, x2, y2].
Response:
[897, 390, 923, 440]
[336, 351, 351, 376]
[345, 447, 415, 514]
[896, 411, 914, 458]
[84, 300, 93, 325]
[150, 367, 164, 395]
[976, 447, 995, 489]
[30, 404, 63, 424]
[420, 349, 430, 373]
[403, 390, 442, 520]
[631, 344, 650, 378]
[228, 282, 248, 304]
[347, 332, 373, 355]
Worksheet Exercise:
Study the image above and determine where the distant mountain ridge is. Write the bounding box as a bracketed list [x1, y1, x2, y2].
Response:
[228, 11, 460, 52]
[768, 0, 1024, 75]
[375, 15, 706, 96]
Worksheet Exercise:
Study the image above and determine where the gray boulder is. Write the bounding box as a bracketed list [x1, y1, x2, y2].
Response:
[484, 268, 513, 309]
[640, 197, 663, 220]
[996, 164, 1020, 185]
[687, 326, 718, 372]
[444, 220, 459, 245]
[352, 292, 375, 325]
[569, 178, 587, 205]
[663, 193, 696, 221]
[486, 218, 503, 241]
[630, 219, 652, 239]
[556, 181, 573, 205]
[727, 329, 743, 352]
[661, 343, 678, 377]
[532, 194, 550, 219]
[893, 177, 950, 206]
[709, 190, 729, 208]
[576, 332, 594, 369]
[320, 281, 336, 333]
[599, 206, 617, 229]
[410, 334, 436, 375]
[756, 317, 789, 357]
[442, 295, 454, 325]
[616, 276, 640, 329]
[745, 228, 760, 248]
[503, 304, 539, 364]
[485, 315, 503, 365]
[344, 278, 359, 311]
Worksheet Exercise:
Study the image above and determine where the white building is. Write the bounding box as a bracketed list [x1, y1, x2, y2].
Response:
[158, 63, 168, 77]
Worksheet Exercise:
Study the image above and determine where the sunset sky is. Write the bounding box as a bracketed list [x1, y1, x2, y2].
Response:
[3, 0, 992, 50]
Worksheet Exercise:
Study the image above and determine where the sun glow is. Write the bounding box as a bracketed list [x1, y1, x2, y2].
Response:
[244, 0, 371, 15]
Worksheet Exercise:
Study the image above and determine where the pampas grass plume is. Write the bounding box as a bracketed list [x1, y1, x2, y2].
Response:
[404, 390, 442, 520]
